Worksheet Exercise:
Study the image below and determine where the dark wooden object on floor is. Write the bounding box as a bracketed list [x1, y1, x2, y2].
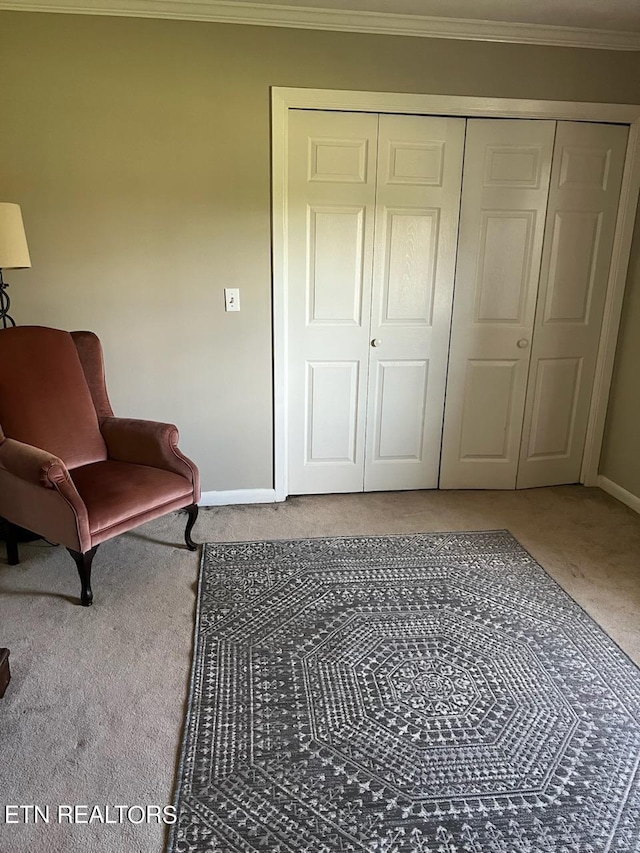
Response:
[4, 524, 19, 566]
[185, 504, 199, 551]
[0, 648, 10, 698]
[0, 516, 40, 547]
[67, 546, 99, 607]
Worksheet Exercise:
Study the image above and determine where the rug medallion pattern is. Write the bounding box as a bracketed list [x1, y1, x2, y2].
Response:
[170, 532, 640, 852]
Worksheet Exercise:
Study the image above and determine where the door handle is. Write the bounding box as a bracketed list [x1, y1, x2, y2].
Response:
[371, 339, 383, 347]
[517, 338, 530, 349]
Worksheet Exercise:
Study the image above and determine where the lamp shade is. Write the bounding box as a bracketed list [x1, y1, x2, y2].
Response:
[0, 203, 31, 269]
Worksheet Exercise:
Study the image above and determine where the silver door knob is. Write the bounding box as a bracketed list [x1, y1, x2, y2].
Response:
[371, 338, 383, 347]
[517, 338, 530, 349]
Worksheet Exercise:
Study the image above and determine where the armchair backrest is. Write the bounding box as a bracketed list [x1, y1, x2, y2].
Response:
[0, 326, 108, 469]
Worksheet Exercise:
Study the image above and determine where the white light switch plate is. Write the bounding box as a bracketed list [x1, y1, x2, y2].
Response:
[224, 288, 240, 312]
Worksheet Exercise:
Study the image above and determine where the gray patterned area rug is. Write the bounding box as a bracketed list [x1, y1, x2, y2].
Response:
[169, 531, 640, 852]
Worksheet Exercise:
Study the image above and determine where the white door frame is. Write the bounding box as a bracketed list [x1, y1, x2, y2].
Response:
[271, 87, 640, 501]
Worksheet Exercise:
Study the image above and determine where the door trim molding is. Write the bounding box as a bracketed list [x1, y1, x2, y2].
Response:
[271, 87, 640, 500]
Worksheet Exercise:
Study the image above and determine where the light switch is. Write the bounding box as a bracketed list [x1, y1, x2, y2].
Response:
[224, 288, 240, 312]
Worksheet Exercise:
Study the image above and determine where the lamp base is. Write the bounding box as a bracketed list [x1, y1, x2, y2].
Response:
[0, 270, 16, 329]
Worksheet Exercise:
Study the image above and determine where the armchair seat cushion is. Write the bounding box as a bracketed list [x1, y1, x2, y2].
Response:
[71, 460, 193, 538]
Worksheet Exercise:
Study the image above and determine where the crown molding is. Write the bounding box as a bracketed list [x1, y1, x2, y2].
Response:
[1, 0, 640, 51]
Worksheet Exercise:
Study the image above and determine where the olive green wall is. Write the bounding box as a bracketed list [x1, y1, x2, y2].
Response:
[1, 10, 639, 493]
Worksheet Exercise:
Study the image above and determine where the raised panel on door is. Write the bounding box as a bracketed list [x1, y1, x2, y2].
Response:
[287, 110, 378, 494]
[440, 119, 555, 489]
[517, 121, 628, 488]
[369, 360, 429, 461]
[474, 211, 537, 323]
[307, 205, 365, 324]
[459, 360, 520, 460]
[523, 358, 583, 462]
[305, 362, 360, 462]
[364, 114, 465, 492]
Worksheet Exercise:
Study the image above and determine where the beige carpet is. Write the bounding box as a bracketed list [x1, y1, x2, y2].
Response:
[1, 485, 639, 853]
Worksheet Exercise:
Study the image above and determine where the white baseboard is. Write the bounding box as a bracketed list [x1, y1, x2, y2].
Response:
[597, 476, 640, 515]
[199, 488, 278, 507]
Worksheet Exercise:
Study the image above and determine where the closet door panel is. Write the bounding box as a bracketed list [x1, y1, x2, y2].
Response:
[459, 359, 520, 460]
[517, 122, 628, 488]
[440, 119, 556, 489]
[287, 110, 379, 494]
[369, 359, 429, 462]
[364, 114, 465, 491]
[307, 205, 366, 324]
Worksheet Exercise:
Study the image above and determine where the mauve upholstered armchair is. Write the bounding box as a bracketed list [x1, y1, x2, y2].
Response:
[0, 326, 200, 606]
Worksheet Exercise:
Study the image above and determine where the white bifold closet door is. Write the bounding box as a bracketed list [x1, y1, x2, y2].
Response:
[516, 121, 628, 488]
[287, 110, 465, 494]
[364, 115, 465, 491]
[440, 119, 628, 489]
[440, 119, 556, 489]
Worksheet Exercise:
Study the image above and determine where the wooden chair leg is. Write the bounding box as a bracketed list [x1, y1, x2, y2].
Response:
[5, 522, 20, 566]
[66, 546, 99, 607]
[184, 504, 199, 551]
[0, 648, 10, 698]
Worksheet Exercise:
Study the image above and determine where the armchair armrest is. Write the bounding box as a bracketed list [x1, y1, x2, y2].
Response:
[0, 438, 71, 489]
[0, 437, 91, 552]
[100, 418, 199, 494]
